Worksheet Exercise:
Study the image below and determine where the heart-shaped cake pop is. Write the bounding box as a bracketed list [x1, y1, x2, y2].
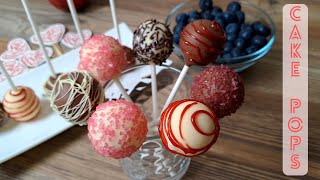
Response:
[0, 38, 31, 61]
[30, 24, 66, 46]
[0, 61, 28, 83]
[61, 29, 92, 48]
[20, 47, 53, 68]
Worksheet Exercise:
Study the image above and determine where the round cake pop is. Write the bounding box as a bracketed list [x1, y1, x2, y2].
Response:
[3, 86, 41, 122]
[122, 46, 136, 67]
[87, 99, 148, 159]
[180, 20, 226, 66]
[78, 35, 128, 85]
[50, 71, 105, 125]
[190, 66, 245, 119]
[0, 102, 7, 126]
[159, 99, 220, 157]
[43, 73, 62, 99]
[133, 19, 173, 65]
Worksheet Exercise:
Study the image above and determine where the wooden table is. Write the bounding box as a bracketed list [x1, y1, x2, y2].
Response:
[0, 0, 319, 179]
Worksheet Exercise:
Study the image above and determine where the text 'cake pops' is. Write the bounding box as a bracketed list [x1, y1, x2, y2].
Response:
[133, 19, 173, 65]
[50, 71, 105, 125]
[159, 99, 220, 157]
[190, 66, 245, 119]
[180, 20, 226, 66]
[88, 100, 148, 159]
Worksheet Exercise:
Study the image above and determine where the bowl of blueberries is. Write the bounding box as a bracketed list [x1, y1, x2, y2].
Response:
[165, 0, 276, 72]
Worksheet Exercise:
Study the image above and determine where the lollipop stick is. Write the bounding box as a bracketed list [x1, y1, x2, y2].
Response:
[149, 62, 159, 125]
[21, 0, 56, 76]
[67, 0, 85, 44]
[162, 65, 189, 110]
[113, 77, 133, 102]
[109, 0, 121, 43]
[0, 61, 17, 92]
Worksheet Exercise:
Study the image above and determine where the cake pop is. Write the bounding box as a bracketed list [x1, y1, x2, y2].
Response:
[159, 99, 220, 157]
[0, 102, 7, 126]
[78, 35, 132, 102]
[78, 35, 127, 85]
[122, 46, 136, 67]
[50, 71, 104, 125]
[3, 86, 41, 122]
[133, 19, 173, 65]
[43, 73, 62, 99]
[163, 20, 226, 110]
[190, 66, 245, 119]
[87, 99, 148, 159]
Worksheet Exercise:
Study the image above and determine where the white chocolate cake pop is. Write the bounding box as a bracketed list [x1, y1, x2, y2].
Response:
[159, 99, 220, 157]
[133, 19, 173, 65]
[50, 71, 104, 125]
[3, 86, 41, 122]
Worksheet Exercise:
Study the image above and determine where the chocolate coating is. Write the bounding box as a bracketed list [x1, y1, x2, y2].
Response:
[133, 19, 173, 65]
[43, 73, 62, 99]
[50, 71, 105, 125]
[122, 46, 136, 67]
[0, 102, 6, 127]
[180, 20, 226, 66]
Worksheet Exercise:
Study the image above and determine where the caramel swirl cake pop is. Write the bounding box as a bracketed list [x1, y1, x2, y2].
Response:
[2, 86, 41, 122]
[88, 99, 148, 159]
[190, 66, 245, 119]
[50, 71, 105, 125]
[133, 19, 173, 65]
[159, 99, 220, 157]
[180, 20, 226, 66]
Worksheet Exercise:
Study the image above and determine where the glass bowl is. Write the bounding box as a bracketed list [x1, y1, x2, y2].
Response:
[104, 64, 192, 180]
[165, 0, 276, 72]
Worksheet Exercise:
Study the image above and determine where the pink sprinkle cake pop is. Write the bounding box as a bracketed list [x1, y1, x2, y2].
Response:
[78, 35, 128, 85]
[190, 66, 245, 119]
[87, 99, 148, 159]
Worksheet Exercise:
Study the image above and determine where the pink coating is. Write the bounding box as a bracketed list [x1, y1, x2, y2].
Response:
[78, 35, 128, 85]
[87, 99, 148, 159]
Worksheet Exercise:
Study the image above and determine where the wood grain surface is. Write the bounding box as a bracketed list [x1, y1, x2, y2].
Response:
[0, 0, 319, 179]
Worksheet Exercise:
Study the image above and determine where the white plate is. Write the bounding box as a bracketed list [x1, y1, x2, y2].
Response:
[0, 23, 133, 164]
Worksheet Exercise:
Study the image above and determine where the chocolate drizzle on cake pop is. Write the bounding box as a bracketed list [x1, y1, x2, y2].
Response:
[50, 71, 104, 125]
[180, 20, 226, 66]
[43, 73, 62, 99]
[133, 19, 173, 65]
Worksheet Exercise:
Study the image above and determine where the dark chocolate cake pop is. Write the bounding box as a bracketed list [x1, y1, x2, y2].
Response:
[50, 71, 105, 125]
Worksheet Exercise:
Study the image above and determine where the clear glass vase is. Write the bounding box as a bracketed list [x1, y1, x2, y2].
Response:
[104, 64, 192, 180]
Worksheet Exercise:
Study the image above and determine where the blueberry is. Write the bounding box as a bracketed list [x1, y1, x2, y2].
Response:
[227, 1, 241, 12]
[240, 23, 250, 31]
[251, 21, 271, 36]
[188, 17, 200, 23]
[245, 45, 259, 54]
[224, 41, 233, 52]
[199, 0, 213, 11]
[251, 35, 267, 47]
[188, 10, 200, 19]
[215, 19, 225, 28]
[231, 48, 242, 57]
[201, 11, 214, 20]
[173, 23, 184, 34]
[239, 26, 253, 40]
[173, 33, 180, 44]
[226, 33, 237, 42]
[223, 11, 237, 24]
[175, 13, 188, 25]
[211, 6, 223, 16]
[226, 23, 239, 34]
[235, 11, 245, 24]
[234, 38, 246, 49]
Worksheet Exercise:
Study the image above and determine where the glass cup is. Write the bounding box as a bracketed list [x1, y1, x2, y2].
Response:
[104, 64, 192, 180]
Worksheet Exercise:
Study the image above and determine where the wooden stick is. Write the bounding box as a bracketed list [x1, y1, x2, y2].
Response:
[109, 0, 121, 43]
[67, 0, 85, 44]
[21, 0, 56, 77]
